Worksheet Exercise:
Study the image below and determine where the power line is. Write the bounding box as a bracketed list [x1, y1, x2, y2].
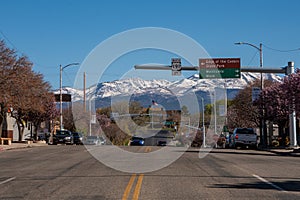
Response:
[0, 30, 59, 70]
[246, 51, 259, 66]
[263, 44, 300, 52]
[0, 29, 22, 54]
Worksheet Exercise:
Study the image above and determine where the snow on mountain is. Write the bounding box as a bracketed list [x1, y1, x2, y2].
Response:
[188, 72, 282, 89]
[53, 84, 97, 102]
[96, 78, 171, 98]
[54, 72, 282, 104]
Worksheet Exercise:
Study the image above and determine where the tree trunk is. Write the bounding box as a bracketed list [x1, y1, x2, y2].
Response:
[17, 121, 22, 141]
[16, 117, 25, 141]
[0, 115, 3, 137]
[34, 122, 39, 141]
[0, 104, 4, 137]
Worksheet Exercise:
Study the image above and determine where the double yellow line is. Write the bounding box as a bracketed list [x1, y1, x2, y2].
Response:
[122, 146, 150, 200]
[122, 174, 144, 200]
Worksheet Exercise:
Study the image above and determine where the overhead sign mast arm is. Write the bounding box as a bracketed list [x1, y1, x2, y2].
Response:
[134, 65, 199, 71]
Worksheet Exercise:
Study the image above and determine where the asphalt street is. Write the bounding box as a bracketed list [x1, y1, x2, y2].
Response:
[0, 145, 299, 200]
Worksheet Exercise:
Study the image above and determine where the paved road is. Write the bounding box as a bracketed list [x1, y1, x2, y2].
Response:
[0, 145, 299, 199]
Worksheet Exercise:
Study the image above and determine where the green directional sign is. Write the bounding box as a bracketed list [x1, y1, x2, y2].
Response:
[200, 68, 240, 79]
[165, 121, 175, 125]
[199, 58, 241, 79]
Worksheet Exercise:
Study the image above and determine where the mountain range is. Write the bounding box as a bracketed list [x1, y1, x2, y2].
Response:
[55, 72, 282, 111]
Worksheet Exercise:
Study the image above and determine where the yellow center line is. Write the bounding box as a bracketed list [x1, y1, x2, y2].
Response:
[122, 174, 136, 200]
[132, 174, 144, 200]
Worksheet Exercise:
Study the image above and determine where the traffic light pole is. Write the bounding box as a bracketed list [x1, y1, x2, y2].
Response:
[287, 62, 297, 147]
[135, 61, 297, 148]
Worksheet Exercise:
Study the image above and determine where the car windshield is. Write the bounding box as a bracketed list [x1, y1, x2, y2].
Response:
[72, 132, 82, 136]
[132, 136, 143, 140]
[56, 130, 70, 135]
[87, 136, 98, 139]
[236, 128, 255, 134]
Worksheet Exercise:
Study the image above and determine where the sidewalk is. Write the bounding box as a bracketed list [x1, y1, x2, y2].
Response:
[1, 142, 300, 157]
[264, 147, 300, 157]
[0, 141, 47, 151]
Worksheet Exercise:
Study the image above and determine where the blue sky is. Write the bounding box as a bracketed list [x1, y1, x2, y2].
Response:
[1, 0, 300, 89]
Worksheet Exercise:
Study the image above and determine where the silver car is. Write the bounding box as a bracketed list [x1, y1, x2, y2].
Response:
[84, 136, 106, 145]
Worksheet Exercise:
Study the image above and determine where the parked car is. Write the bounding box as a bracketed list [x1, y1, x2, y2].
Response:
[72, 132, 83, 145]
[129, 136, 145, 146]
[84, 135, 105, 145]
[52, 130, 74, 145]
[157, 140, 167, 146]
[225, 132, 233, 148]
[99, 137, 106, 145]
[229, 128, 257, 149]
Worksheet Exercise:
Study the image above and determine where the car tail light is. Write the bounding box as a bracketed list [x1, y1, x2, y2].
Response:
[235, 135, 239, 139]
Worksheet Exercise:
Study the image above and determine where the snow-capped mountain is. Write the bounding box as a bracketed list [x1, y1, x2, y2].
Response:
[54, 72, 282, 110]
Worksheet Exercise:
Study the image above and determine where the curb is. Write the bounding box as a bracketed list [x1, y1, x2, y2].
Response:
[266, 148, 300, 157]
[293, 148, 300, 153]
[0, 142, 48, 152]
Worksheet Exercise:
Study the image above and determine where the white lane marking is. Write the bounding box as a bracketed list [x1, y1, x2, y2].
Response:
[253, 174, 287, 192]
[0, 177, 16, 185]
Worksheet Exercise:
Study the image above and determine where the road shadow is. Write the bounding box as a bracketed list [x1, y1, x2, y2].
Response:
[183, 148, 300, 157]
[209, 180, 300, 193]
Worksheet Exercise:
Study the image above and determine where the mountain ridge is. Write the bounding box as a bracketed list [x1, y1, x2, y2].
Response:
[54, 72, 282, 110]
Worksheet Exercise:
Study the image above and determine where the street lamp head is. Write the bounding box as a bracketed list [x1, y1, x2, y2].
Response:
[234, 42, 243, 45]
[72, 62, 80, 65]
[62, 62, 80, 69]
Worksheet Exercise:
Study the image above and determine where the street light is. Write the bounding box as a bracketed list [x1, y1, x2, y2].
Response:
[60, 63, 79, 130]
[234, 42, 263, 87]
[235, 42, 265, 146]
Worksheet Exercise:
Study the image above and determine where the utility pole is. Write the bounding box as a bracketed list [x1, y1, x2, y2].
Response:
[224, 80, 228, 126]
[213, 90, 217, 135]
[89, 97, 92, 136]
[84, 72, 86, 112]
[60, 65, 63, 130]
